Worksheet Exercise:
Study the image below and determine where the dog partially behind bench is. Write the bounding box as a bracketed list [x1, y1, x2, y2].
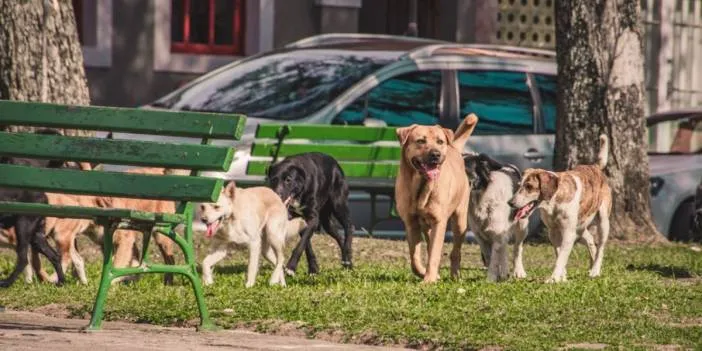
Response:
[24, 167, 183, 285]
[509, 135, 612, 283]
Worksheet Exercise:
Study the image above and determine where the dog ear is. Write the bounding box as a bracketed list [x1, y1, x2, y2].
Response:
[395, 124, 418, 145]
[224, 181, 237, 199]
[480, 154, 503, 171]
[442, 127, 455, 145]
[538, 171, 558, 200]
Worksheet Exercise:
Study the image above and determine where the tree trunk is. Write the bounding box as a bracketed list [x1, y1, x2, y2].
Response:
[0, 0, 91, 136]
[554, 0, 662, 241]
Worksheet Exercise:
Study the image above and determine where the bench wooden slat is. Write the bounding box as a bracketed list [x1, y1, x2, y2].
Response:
[0, 101, 245, 139]
[246, 160, 398, 178]
[255, 124, 398, 142]
[250, 142, 401, 161]
[0, 202, 184, 224]
[0, 164, 223, 202]
[0, 132, 234, 171]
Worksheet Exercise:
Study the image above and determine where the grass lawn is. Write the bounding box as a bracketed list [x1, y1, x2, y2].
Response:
[1, 235, 701, 350]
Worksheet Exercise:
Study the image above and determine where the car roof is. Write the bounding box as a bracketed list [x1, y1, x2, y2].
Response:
[280, 33, 556, 64]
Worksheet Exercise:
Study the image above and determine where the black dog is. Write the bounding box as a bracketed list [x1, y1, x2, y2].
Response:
[267, 152, 353, 275]
[0, 128, 70, 287]
[0, 189, 66, 287]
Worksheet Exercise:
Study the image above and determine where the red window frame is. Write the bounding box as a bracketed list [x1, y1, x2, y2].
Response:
[171, 0, 245, 56]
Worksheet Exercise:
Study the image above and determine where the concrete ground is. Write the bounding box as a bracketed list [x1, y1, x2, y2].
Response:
[0, 309, 408, 351]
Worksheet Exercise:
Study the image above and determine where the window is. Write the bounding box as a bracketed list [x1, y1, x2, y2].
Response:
[72, 0, 84, 44]
[535, 74, 557, 133]
[171, 0, 245, 55]
[152, 50, 393, 120]
[335, 71, 441, 127]
[648, 116, 702, 154]
[458, 70, 534, 135]
[70, 0, 111, 67]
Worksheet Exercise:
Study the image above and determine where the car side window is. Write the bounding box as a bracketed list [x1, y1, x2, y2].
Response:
[535, 74, 557, 134]
[334, 70, 441, 127]
[457, 70, 534, 135]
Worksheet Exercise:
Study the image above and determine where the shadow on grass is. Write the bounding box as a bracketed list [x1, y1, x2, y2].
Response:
[213, 264, 248, 275]
[626, 263, 694, 278]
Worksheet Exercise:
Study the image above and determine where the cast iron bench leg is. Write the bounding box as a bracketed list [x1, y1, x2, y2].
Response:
[86, 219, 119, 331]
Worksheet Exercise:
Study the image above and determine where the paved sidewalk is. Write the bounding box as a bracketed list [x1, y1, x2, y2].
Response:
[0, 310, 408, 351]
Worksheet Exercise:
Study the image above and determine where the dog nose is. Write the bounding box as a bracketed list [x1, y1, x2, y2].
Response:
[200, 218, 208, 224]
[507, 199, 515, 208]
[429, 149, 441, 160]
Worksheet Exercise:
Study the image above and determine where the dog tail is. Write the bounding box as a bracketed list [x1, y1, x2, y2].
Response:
[453, 113, 479, 150]
[597, 134, 609, 169]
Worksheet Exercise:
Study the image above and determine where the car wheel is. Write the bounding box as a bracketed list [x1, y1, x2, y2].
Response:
[669, 200, 697, 242]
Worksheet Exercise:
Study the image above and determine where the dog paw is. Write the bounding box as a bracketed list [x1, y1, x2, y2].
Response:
[270, 279, 286, 287]
[341, 261, 353, 269]
[0, 280, 11, 288]
[284, 268, 296, 276]
[202, 278, 214, 286]
[588, 270, 601, 278]
[545, 276, 566, 284]
[245, 281, 255, 288]
[513, 269, 527, 279]
[421, 275, 440, 284]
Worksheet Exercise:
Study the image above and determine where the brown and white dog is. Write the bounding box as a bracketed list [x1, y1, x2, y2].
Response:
[22, 167, 181, 285]
[509, 135, 612, 283]
[394, 114, 478, 283]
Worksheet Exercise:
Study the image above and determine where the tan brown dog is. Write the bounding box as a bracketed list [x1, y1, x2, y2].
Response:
[509, 135, 612, 283]
[395, 114, 479, 283]
[25, 167, 180, 285]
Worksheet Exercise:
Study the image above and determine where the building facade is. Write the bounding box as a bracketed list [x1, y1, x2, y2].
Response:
[75, 0, 497, 107]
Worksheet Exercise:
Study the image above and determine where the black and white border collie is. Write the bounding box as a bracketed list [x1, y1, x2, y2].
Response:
[463, 153, 529, 281]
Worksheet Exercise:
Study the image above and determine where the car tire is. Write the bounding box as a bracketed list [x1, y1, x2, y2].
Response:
[669, 200, 697, 242]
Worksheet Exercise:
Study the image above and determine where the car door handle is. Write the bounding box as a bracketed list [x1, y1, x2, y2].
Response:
[523, 148, 545, 160]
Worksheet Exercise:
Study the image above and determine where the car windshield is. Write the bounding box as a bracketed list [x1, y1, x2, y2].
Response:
[647, 114, 702, 154]
[151, 49, 398, 120]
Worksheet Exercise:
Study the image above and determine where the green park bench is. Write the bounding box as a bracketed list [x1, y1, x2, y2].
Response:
[0, 100, 245, 331]
[240, 124, 401, 235]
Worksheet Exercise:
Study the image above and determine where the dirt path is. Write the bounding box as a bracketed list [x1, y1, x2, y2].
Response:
[0, 310, 408, 351]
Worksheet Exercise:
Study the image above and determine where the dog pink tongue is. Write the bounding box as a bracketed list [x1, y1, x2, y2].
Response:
[206, 221, 219, 238]
[515, 205, 530, 220]
[426, 168, 440, 181]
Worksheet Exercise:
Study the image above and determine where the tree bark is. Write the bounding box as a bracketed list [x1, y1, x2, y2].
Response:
[0, 0, 91, 136]
[554, 0, 662, 241]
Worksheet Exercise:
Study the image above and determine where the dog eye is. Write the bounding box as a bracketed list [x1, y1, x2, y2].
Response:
[416, 139, 426, 145]
[284, 177, 292, 184]
[437, 139, 444, 145]
[213, 205, 220, 210]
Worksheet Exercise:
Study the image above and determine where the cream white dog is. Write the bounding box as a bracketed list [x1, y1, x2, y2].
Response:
[199, 181, 306, 287]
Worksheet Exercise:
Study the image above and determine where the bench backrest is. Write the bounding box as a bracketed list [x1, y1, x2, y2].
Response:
[0, 101, 246, 205]
[247, 124, 401, 179]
